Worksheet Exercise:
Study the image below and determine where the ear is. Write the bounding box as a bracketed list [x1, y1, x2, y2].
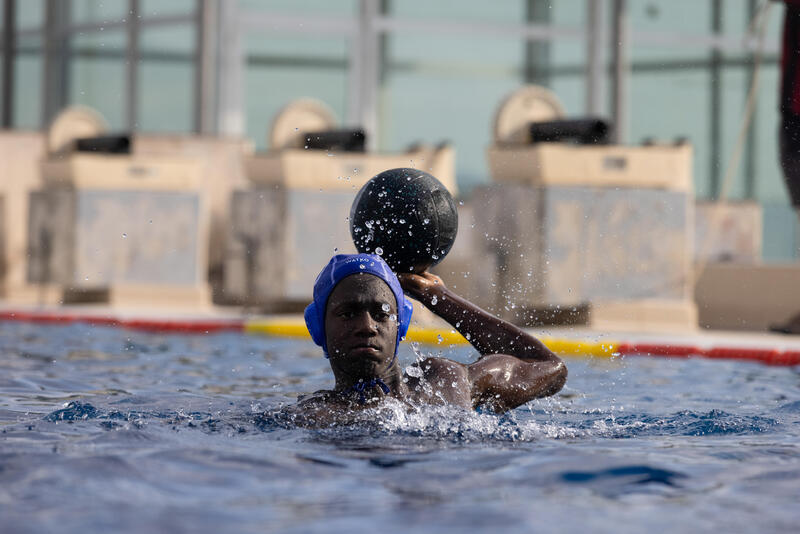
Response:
[304, 302, 325, 347]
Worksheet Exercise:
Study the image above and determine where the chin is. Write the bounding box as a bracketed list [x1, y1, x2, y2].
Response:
[349, 359, 389, 378]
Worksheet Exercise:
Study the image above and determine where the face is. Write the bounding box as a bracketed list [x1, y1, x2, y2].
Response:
[324, 273, 399, 379]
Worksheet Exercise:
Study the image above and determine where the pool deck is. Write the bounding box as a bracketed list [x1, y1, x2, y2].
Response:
[1, 302, 799, 366]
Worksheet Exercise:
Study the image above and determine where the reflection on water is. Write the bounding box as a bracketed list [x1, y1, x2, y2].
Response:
[0, 322, 798, 533]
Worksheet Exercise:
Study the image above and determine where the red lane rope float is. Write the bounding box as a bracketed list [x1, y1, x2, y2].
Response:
[617, 343, 702, 358]
[120, 319, 244, 333]
[0, 310, 244, 334]
[704, 347, 780, 363]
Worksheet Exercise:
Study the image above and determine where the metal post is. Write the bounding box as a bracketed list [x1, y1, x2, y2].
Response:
[610, 0, 629, 144]
[218, 0, 243, 136]
[1, 0, 15, 127]
[42, 0, 70, 128]
[709, 0, 722, 199]
[126, 0, 140, 131]
[346, 3, 365, 128]
[586, 0, 605, 116]
[524, 0, 550, 86]
[195, 0, 220, 135]
[744, 0, 757, 200]
[351, 0, 379, 150]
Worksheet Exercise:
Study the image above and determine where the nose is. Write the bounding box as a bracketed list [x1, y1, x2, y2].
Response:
[353, 311, 378, 336]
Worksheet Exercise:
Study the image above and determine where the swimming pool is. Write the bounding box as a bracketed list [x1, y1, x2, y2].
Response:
[0, 321, 798, 533]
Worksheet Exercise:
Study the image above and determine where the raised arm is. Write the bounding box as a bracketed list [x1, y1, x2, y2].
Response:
[398, 272, 567, 412]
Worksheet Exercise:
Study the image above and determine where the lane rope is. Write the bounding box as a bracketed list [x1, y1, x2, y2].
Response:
[0, 310, 797, 366]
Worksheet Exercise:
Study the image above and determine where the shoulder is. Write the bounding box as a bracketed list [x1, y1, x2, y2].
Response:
[404, 357, 471, 407]
[407, 356, 468, 380]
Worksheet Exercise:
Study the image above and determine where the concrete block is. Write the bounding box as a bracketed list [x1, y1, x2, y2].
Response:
[430, 202, 499, 311]
[27, 188, 210, 307]
[694, 201, 762, 263]
[244, 145, 457, 194]
[695, 262, 800, 331]
[134, 135, 253, 299]
[469, 184, 693, 319]
[589, 299, 698, 332]
[0, 131, 47, 300]
[487, 143, 692, 192]
[224, 189, 357, 306]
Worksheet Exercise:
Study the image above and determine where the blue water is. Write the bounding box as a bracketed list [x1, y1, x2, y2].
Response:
[0, 321, 798, 533]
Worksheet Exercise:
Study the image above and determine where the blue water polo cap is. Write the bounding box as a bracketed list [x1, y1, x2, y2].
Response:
[304, 253, 413, 357]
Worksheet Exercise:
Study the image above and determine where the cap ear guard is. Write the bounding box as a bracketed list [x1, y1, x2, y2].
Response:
[304, 302, 327, 354]
[398, 297, 413, 341]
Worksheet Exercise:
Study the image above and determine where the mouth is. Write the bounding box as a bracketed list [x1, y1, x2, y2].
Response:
[349, 343, 383, 357]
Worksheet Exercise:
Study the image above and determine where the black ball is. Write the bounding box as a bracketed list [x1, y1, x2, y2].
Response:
[350, 168, 458, 273]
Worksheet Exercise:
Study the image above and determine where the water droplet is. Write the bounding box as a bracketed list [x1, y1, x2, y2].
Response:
[359, 264, 366, 269]
[389, 314, 397, 322]
[430, 296, 438, 306]
[436, 334, 443, 344]
[382, 303, 390, 312]
[423, 218, 430, 224]
[375, 247, 383, 256]
[122, 233, 127, 238]
[334, 247, 338, 252]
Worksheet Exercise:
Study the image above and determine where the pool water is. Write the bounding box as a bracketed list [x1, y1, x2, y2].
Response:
[0, 321, 798, 533]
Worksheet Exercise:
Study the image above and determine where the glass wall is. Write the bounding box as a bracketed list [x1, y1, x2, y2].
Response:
[68, 29, 128, 130]
[382, 0, 577, 191]
[13, 0, 44, 129]
[138, 23, 196, 133]
[240, 0, 354, 150]
[245, 33, 350, 151]
[2, 0, 794, 257]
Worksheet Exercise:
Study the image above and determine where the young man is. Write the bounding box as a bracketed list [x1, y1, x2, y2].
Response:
[295, 254, 566, 424]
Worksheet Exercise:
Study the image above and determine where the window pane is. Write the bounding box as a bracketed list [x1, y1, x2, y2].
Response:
[384, 33, 524, 192]
[13, 43, 42, 128]
[389, 0, 524, 24]
[629, 67, 711, 198]
[245, 34, 348, 150]
[718, 66, 750, 200]
[630, 1, 713, 62]
[16, 0, 45, 30]
[70, 0, 128, 25]
[68, 30, 128, 130]
[753, 64, 784, 205]
[140, 0, 196, 19]
[239, 0, 357, 16]
[137, 25, 196, 133]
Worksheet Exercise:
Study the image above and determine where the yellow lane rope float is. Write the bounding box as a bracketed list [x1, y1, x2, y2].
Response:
[244, 318, 618, 359]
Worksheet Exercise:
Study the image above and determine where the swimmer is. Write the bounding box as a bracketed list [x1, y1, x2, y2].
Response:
[292, 254, 566, 424]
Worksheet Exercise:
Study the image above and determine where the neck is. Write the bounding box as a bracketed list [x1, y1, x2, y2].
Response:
[332, 359, 407, 397]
